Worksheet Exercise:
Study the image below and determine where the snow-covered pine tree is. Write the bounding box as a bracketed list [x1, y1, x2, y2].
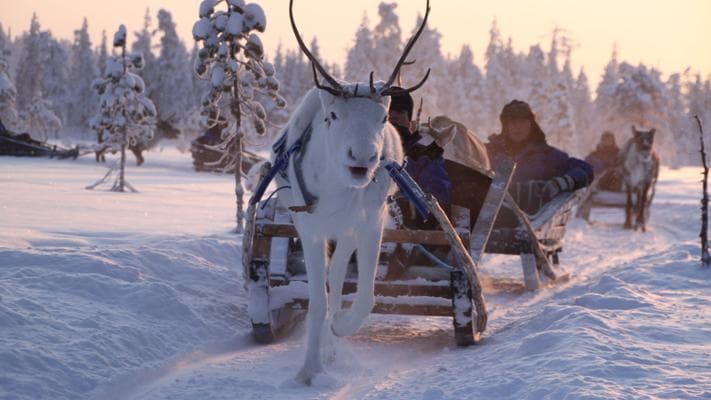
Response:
[0, 23, 9, 53]
[405, 14, 446, 118]
[0, 47, 19, 129]
[594, 45, 621, 138]
[443, 45, 485, 134]
[154, 9, 193, 133]
[41, 36, 70, 133]
[193, 0, 284, 232]
[665, 72, 694, 166]
[89, 25, 156, 192]
[608, 63, 671, 162]
[543, 49, 579, 155]
[370, 2, 402, 80]
[483, 19, 514, 136]
[19, 92, 62, 141]
[13, 16, 62, 140]
[572, 69, 595, 153]
[67, 18, 98, 133]
[345, 15, 375, 84]
[15, 13, 44, 111]
[688, 74, 711, 160]
[131, 9, 157, 101]
[97, 30, 108, 79]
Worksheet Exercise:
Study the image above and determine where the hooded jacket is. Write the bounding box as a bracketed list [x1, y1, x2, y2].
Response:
[486, 133, 593, 214]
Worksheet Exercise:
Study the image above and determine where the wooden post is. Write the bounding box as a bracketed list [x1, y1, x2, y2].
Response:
[695, 115, 711, 267]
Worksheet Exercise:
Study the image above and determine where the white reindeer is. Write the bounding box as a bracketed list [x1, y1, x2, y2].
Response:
[621, 125, 660, 232]
[279, 0, 430, 385]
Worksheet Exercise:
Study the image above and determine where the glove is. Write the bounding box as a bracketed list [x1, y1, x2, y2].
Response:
[542, 175, 575, 198]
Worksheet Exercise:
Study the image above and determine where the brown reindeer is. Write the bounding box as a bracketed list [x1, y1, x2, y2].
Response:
[621, 126, 659, 232]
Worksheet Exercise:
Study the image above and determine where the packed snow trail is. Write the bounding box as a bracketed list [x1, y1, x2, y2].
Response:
[1, 151, 709, 399]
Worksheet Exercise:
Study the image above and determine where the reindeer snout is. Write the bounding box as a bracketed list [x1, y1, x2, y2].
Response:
[347, 147, 378, 165]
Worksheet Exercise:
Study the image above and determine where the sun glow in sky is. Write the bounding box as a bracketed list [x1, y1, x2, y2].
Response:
[3, 0, 711, 87]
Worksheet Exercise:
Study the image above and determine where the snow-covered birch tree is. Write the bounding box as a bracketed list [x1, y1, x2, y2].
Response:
[88, 25, 156, 192]
[193, 0, 284, 232]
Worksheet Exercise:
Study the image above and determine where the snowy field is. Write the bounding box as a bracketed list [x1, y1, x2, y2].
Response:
[1, 149, 709, 400]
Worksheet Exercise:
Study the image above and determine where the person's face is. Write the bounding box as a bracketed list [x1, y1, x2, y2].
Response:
[388, 109, 411, 130]
[503, 117, 532, 144]
[600, 134, 615, 148]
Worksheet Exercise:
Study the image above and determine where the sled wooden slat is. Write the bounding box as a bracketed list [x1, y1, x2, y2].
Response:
[257, 223, 455, 246]
[286, 299, 453, 317]
[270, 278, 454, 299]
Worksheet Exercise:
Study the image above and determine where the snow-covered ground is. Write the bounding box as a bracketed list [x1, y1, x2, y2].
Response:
[1, 149, 709, 400]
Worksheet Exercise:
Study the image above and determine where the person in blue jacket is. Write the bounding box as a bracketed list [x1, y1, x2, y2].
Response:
[486, 100, 594, 216]
[388, 89, 451, 229]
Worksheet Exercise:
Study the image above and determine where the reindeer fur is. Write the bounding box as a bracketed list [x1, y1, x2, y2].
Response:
[621, 126, 659, 232]
[275, 86, 404, 384]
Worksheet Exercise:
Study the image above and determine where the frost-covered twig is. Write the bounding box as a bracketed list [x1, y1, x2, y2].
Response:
[695, 115, 710, 267]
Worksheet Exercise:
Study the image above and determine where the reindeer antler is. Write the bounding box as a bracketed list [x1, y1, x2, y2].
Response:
[291, 0, 430, 98]
[380, 0, 431, 96]
[290, 0, 344, 97]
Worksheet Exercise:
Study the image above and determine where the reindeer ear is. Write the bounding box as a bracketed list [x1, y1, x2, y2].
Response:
[631, 125, 637, 135]
[649, 128, 656, 136]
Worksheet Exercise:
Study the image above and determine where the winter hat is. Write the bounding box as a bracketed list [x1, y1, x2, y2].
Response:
[499, 99, 547, 143]
[499, 99, 535, 123]
[388, 87, 414, 120]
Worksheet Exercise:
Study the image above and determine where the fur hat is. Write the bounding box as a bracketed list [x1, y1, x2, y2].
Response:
[499, 99, 535, 123]
[499, 99, 547, 143]
[388, 87, 414, 120]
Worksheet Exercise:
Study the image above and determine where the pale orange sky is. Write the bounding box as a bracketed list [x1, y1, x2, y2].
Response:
[3, 0, 711, 87]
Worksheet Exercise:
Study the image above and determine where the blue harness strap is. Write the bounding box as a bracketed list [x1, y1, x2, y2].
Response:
[384, 161, 431, 220]
[249, 129, 304, 206]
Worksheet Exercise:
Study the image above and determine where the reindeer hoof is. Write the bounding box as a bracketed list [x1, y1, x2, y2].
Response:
[295, 365, 322, 386]
[331, 310, 360, 337]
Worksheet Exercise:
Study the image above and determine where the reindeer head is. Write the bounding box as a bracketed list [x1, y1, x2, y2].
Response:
[290, 0, 430, 188]
[631, 125, 656, 153]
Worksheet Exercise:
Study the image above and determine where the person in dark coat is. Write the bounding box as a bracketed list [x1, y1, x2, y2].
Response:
[486, 100, 594, 216]
[389, 89, 451, 229]
[585, 131, 622, 191]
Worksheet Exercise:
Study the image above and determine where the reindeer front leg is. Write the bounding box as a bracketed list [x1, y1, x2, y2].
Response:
[332, 222, 382, 337]
[637, 184, 650, 232]
[328, 236, 356, 316]
[296, 237, 327, 385]
[624, 185, 633, 229]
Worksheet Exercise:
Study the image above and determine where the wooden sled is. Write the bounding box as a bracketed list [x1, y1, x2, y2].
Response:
[242, 161, 579, 345]
[484, 190, 579, 292]
[576, 173, 653, 225]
